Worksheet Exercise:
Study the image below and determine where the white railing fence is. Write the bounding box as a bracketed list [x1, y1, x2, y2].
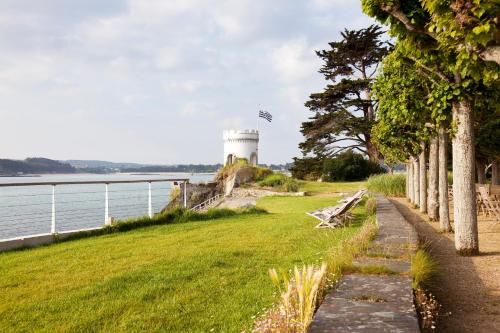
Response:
[191, 193, 224, 212]
[0, 178, 188, 241]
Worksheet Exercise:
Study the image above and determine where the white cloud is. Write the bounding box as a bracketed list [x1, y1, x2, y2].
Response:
[155, 47, 182, 70]
[180, 101, 216, 117]
[164, 80, 204, 94]
[270, 37, 319, 82]
[0, 0, 379, 163]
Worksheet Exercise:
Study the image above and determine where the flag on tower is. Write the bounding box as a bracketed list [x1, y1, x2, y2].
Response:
[259, 110, 272, 122]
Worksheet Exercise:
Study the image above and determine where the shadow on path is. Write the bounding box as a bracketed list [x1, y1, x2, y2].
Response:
[391, 198, 500, 333]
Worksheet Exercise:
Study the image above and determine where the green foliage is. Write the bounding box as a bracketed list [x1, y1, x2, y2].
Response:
[365, 197, 377, 216]
[253, 167, 273, 181]
[366, 173, 406, 197]
[411, 249, 438, 289]
[258, 173, 299, 192]
[258, 174, 288, 187]
[322, 150, 385, 181]
[290, 157, 323, 180]
[282, 178, 299, 192]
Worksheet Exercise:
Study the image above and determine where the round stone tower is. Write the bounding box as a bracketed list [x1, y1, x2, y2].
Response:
[223, 129, 259, 166]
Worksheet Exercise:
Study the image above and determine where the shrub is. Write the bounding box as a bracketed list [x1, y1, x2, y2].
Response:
[254, 167, 273, 181]
[258, 174, 299, 192]
[366, 173, 406, 197]
[258, 174, 287, 187]
[322, 150, 385, 181]
[282, 178, 299, 192]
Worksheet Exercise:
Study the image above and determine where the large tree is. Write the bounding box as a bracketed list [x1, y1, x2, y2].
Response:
[362, 0, 500, 255]
[299, 25, 390, 161]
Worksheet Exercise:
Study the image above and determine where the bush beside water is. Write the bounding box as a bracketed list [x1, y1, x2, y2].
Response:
[258, 173, 299, 192]
[366, 173, 406, 197]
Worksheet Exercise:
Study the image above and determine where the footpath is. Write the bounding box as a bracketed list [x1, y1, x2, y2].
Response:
[308, 195, 420, 333]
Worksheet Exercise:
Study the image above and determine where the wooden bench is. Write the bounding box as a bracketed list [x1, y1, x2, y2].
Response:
[307, 189, 366, 228]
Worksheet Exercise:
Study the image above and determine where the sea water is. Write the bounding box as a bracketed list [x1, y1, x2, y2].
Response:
[0, 173, 214, 240]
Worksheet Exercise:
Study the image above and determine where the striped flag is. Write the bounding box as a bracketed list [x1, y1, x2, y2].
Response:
[259, 110, 272, 122]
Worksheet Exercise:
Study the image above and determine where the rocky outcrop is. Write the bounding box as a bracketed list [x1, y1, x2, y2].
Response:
[163, 181, 221, 211]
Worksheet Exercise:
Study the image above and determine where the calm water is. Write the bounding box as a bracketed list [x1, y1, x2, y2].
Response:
[0, 173, 214, 240]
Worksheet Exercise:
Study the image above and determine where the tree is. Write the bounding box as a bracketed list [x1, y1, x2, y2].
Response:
[362, 0, 500, 255]
[322, 150, 385, 181]
[299, 25, 391, 161]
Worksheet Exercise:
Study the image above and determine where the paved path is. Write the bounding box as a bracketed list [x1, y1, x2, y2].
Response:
[308, 195, 420, 333]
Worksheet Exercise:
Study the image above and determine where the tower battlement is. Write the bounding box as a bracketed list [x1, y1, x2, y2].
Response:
[223, 129, 259, 166]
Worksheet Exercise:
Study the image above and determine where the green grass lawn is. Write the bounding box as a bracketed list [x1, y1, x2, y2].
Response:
[298, 180, 366, 194]
[0, 183, 366, 333]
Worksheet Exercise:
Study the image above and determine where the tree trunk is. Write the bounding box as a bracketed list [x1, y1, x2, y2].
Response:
[493, 160, 500, 185]
[439, 128, 451, 231]
[408, 158, 414, 203]
[452, 99, 478, 255]
[406, 163, 410, 199]
[413, 157, 420, 207]
[365, 137, 382, 162]
[428, 137, 439, 220]
[476, 161, 486, 184]
[419, 142, 427, 214]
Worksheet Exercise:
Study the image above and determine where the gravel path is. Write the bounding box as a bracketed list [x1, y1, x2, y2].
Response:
[391, 197, 500, 333]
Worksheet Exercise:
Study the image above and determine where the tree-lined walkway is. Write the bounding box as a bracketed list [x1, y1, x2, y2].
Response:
[308, 195, 419, 332]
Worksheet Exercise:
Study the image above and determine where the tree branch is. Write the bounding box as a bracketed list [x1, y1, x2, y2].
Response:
[380, 1, 437, 40]
[407, 55, 451, 82]
[479, 46, 500, 66]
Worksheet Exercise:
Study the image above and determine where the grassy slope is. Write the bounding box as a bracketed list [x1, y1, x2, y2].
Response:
[0, 182, 366, 333]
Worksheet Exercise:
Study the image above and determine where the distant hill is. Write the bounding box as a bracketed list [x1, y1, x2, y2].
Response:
[63, 159, 146, 169]
[0, 158, 292, 175]
[0, 158, 76, 175]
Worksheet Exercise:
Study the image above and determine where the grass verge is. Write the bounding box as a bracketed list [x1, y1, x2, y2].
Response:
[252, 206, 378, 332]
[411, 249, 440, 332]
[0, 192, 363, 332]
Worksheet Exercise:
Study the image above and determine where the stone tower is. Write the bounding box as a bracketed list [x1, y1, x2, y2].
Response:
[223, 129, 259, 166]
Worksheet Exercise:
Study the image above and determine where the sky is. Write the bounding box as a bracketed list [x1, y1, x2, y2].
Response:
[0, 0, 376, 164]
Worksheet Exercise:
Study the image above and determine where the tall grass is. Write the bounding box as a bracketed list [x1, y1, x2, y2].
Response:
[253, 216, 378, 332]
[411, 249, 438, 289]
[366, 173, 406, 197]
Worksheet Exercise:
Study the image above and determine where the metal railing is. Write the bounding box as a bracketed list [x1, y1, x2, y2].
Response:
[191, 193, 224, 212]
[0, 178, 189, 241]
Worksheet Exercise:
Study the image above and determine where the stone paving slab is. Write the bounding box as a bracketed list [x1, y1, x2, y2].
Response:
[308, 194, 419, 333]
[353, 257, 411, 274]
[309, 274, 419, 333]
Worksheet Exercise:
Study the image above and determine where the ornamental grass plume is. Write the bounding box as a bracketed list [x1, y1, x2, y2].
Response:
[254, 263, 327, 333]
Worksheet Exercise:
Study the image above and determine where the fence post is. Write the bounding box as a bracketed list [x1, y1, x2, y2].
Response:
[51, 184, 56, 234]
[183, 181, 187, 208]
[105, 183, 109, 224]
[148, 182, 153, 218]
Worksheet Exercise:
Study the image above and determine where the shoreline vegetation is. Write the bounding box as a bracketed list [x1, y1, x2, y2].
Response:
[0, 157, 291, 176]
[0, 181, 366, 332]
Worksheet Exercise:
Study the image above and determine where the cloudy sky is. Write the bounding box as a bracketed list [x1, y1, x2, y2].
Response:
[0, 0, 375, 164]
